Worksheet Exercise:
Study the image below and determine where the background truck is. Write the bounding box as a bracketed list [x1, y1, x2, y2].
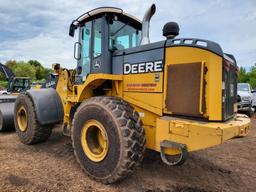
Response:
[11, 4, 250, 184]
[0, 90, 9, 95]
[237, 83, 255, 117]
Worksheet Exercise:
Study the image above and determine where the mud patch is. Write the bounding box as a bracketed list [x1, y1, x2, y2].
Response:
[172, 185, 212, 192]
[0, 120, 256, 192]
[6, 174, 30, 186]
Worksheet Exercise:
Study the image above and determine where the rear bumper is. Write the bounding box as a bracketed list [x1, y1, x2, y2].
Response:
[237, 101, 251, 111]
[155, 114, 251, 155]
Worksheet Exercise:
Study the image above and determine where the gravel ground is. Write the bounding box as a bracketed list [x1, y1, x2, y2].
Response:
[0, 118, 255, 192]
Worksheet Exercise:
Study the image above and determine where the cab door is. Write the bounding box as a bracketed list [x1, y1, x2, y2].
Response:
[91, 18, 102, 73]
[90, 17, 111, 74]
[78, 17, 111, 78]
[79, 21, 92, 79]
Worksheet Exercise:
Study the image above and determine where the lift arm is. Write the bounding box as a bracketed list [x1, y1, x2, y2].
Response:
[0, 63, 15, 81]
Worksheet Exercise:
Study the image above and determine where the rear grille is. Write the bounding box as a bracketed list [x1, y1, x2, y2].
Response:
[222, 57, 237, 120]
[165, 62, 206, 117]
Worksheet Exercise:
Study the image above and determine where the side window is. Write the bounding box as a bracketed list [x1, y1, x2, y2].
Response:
[132, 33, 137, 47]
[93, 19, 102, 58]
[116, 35, 129, 49]
[109, 20, 140, 50]
[81, 21, 92, 77]
[24, 80, 29, 88]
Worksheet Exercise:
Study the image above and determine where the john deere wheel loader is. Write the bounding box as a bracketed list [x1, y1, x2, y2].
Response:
[14, 4, 250, 183]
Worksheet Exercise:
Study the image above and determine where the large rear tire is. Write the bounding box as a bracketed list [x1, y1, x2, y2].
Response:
[71, 96, 145, 184]
[14, 93, 53, 145]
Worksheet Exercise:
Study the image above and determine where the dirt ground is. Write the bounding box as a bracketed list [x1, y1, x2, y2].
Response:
[0, 119, 255, 192]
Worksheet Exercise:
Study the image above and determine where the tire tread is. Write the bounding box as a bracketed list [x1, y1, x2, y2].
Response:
[15, 93, 52, 145]
[71, 96, 146, 184]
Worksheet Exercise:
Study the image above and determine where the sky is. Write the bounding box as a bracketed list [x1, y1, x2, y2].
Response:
[0, 0, 255, 70]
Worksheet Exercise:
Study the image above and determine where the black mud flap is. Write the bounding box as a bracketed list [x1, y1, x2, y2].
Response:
[26, 88, 64, 125]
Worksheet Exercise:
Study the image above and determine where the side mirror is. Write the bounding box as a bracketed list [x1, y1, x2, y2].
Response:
[74, 42, 81, 60]
[69, 23, 77, 37]
[252, 90, 256, 93]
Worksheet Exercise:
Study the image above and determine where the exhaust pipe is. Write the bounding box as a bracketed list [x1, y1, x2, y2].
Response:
[140, 4, 156, 45]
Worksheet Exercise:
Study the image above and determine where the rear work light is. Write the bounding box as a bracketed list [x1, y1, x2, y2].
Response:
[235, 66, 239, 78]
[224, 59, 230, 72]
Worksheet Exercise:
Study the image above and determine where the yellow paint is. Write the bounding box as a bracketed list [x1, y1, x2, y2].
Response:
[81, 119, 108, 162]
[56, 72, 123, 128]
[123, 92, 163, 116]
[56, 69, 75, 127]
[131, 105, 160, 149]
[17, 106, 28, 132]
[75, 74, 123, 101]
[164, 47, 223, 120]
[199, 61, 205, 114]
[123, 72, 163, 92]
[155, 114, 251, 155]
[31, 84, 42, 89]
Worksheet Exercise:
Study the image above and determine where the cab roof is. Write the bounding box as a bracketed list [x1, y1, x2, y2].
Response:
[71, 7, 142, 28]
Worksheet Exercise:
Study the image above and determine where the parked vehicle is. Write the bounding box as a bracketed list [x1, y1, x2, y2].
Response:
[0, 90, 9, 95]
[237, 83, 255, 117]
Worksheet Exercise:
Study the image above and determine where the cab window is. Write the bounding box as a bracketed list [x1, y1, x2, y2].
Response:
[81, 21, 92, 77]
[109, 20, 140, 50]
[93, 18, 102, 57]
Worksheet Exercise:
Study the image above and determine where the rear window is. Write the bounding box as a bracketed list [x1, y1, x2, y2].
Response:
[238, 84, 249, 92]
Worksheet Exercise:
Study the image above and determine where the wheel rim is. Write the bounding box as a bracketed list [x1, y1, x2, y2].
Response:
[17, 106, 28, 132]
[81, 120, 109, 162]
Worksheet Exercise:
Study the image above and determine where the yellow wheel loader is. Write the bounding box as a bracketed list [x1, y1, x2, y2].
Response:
[14, 4, 250, 183]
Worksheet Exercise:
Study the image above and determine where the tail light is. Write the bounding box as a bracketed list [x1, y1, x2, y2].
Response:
[224, 59, 238, 78]
[235, 66, 239, 78]
[224, 59, 230, 72]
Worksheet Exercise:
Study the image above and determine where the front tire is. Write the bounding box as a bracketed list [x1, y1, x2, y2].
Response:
[14, 93, 53, 145]
[71, 96, 145, 184]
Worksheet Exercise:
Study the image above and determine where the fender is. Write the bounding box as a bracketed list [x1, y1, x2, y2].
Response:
[26, 88, 64, 125]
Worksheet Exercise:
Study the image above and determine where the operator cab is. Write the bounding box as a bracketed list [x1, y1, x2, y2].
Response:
[69, 7, 142, 79]
[8, 77, 31, 93]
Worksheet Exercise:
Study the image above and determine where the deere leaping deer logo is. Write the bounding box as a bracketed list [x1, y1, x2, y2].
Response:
[94, 60, 101, 69]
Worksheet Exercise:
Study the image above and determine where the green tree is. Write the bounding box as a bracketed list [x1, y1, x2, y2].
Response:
[0, 81, 8, 89]
[247, 67, 256, 89]
[0, 60, 52, 88]
[28, 60, 41, 67]
[28, 60, 51, 80]
[238, 67, 249, 83]
[5, 60, 17, 71]
[13, 61, 36, 80]
[0, 72, 5, 81]
[238, 66, 256, 89]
